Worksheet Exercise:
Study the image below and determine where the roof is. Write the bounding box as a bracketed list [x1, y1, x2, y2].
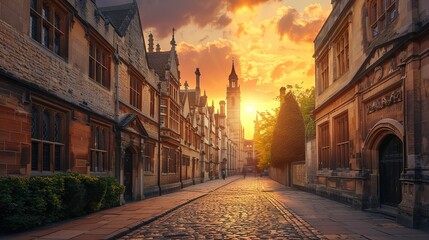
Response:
[229, 61, 238, 81]
[118, 114, 148, 137]
[99, 2, 137, 37]
[147, 51, 171, 80]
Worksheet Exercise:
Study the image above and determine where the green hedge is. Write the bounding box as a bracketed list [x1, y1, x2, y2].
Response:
[0, 174, 124, 232]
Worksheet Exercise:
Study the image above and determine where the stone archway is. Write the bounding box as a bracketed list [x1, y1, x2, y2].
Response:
[362, 118, 404, 208]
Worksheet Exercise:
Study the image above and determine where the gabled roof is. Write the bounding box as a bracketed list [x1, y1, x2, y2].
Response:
[118, 114, 148, 137]
[99, 2, 137, 37]
[179, 91, 186, 105]
[147, 51, 170, 80]
[188, 91, 197, 107]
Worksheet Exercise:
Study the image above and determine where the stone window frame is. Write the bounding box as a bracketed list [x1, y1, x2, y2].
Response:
[161, 147, 178, 174]
[30, 0, 69, 59]
[169, 102, 180, 133]
[369, 0, 398, 37]
[143, 141, 155, 173]
[317, 50, 329, 94]
[150, 89, 155, 118]
[88, 35, 111, 89]
[318, 122, 330, 169]
[31, 102, 67, 173]
[334, 24, 349, 79]
[130, 75, 142, 110]
[90, 121, 110, 173]
[168, 148, 178, 174]
[334, 112, 349, 169]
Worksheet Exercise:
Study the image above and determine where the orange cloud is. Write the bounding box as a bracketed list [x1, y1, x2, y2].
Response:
[177, 40, 239, 102]
[276, 6, 326, 42]
[227, 0, 272, 11]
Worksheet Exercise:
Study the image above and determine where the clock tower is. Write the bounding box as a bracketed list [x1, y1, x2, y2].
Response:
[226, 60, 243, 172]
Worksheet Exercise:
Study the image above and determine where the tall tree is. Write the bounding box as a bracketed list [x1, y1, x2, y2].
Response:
[286, 85, 315, 139]
[254, 109, 278, 170]
[270, 92, 305, 167]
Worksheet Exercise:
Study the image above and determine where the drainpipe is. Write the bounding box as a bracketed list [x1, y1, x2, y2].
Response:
[157, 81, 162, 195]
[400, 59, 407, 175]
[179, 147, 183, 188]
[114, 44, 120, 180]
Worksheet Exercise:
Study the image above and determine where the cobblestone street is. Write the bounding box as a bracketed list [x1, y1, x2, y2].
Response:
[120, 177, 324, 239]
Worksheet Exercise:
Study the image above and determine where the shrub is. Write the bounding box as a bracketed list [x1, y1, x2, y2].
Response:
[0, 174, 123, 232]
[100, 177, 124, 209]
[62, 174, 86, 217]
[0, 177, 36, 231]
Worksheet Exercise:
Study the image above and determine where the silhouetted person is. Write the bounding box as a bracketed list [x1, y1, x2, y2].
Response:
[243, 168, 247, 179]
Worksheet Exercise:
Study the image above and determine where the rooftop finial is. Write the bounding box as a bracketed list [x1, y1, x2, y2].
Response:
[170, 28, 176, 48]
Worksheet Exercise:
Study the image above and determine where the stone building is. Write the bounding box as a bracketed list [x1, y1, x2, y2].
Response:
[146, 31, 183, 194]
[0, 0, 120, 177]
[100, 2, 160, 200]
[226, 61, 245, 174]
[314, 0, 429, 228]
[0, 0, 240, 203]
[179, 78, 202, 186]
[0, 0, 163, 201]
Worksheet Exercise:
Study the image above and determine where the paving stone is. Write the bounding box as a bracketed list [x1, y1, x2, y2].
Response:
[120, 178, 325, 239]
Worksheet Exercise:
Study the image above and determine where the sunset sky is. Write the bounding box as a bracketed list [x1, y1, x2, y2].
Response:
[97, 0, 332, 139]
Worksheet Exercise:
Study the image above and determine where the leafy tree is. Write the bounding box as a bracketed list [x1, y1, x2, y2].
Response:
[285, 84, 315, 138]
[270, 92, 305, 167]
[254, 109, 278, 169]
[254, 86, 314, 169]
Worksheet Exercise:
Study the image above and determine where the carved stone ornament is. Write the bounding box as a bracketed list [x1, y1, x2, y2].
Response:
[398, 50, 407, 63]
[374, 66, 383, 81]
[367, 90, 402, 114]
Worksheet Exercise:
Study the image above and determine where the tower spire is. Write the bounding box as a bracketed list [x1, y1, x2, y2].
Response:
[228, 59, 238, 87]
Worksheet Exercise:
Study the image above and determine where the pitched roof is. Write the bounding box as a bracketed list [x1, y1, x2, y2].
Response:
[229, 61, 238, 81]
[99, 2, 137, 37]
[147, 51, 170, 80]
[188, 91, 197, 107]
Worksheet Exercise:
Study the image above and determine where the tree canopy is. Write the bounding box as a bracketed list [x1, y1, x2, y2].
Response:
[254, 86, 314, 169]
[270, 92, 305, 167]
[254, 109, 278, 170]
[286, 84, 315, 139]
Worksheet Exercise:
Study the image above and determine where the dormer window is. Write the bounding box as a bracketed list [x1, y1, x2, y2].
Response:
[369, 0, 398, 37]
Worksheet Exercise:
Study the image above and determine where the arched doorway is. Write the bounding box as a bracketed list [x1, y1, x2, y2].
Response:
[379, 134, 403, 207]
[124, 148, 133, 201]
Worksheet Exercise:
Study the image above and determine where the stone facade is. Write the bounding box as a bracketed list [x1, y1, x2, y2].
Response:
[314, 0, 429, 229]
[0, 0, 239, 203]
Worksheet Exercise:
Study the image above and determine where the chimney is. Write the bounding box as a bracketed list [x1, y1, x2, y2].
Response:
[279, 86, 286, 106]
[195, 67, 201, 91]
[148, 33, 154, 53]
[219, 100, 226, 116]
